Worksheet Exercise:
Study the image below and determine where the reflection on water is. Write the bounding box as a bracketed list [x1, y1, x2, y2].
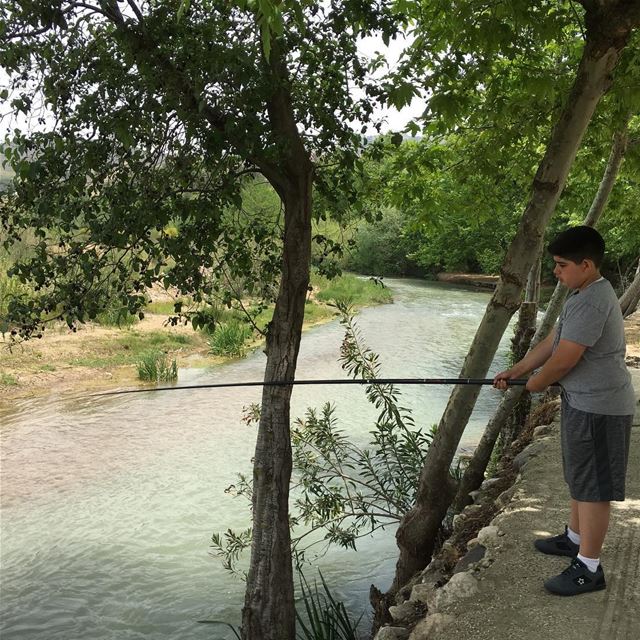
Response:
[0, 279, 512, 639]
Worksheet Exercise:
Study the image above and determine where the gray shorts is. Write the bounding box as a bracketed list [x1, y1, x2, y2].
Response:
[561, 400, 633, 502]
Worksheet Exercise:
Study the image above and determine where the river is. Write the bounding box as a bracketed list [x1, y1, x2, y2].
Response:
[0, 278, 513, 639]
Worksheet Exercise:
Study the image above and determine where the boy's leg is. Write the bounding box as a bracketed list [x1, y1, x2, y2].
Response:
[569, 498, 580, 534]
[577, 500, 610, 558]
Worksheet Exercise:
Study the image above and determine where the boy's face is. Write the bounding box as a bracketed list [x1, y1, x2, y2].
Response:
[552, 255, 598, 290]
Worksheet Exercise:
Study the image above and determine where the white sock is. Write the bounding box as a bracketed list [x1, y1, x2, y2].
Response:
[577, 553, 599, 573]
[567, 527, 581, 545]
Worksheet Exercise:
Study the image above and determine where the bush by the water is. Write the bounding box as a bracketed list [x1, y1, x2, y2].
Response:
[313, 272, 392, 307]
[296, 570, 362, 640]
[208, 321, 253, 357]
[344, 208, 421, 277]
[137, 351, 178, 382]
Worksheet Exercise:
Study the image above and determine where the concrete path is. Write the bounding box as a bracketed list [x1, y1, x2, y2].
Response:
[434, 369, 640, 640]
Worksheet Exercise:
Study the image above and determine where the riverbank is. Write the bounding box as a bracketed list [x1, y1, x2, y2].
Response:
[0, 274, 392, 406]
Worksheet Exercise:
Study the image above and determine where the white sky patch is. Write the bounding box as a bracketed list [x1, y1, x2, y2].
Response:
[356, 31, 426, 135]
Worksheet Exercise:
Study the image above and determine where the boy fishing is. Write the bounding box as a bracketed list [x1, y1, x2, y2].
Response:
[494, 225, 635, 596]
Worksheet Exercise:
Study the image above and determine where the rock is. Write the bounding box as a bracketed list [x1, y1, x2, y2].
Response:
[453, 543, 486, 574]
[430, 571, 479, 612]
[477, 525, 500, 547]
[408, 613, 456, 639]
[495, 484, 517, 509]
[375, 625, 410, 640]
[452, 504, 480, 530]
[409, 583, 434, 604]
[466, 536, 480, 549]
[468, 489, 481, 503]
[533, 424, 554, 438]
[513, 441, 545, 471]
[389, 601, 417, 623]
[480, 477, 502, 491]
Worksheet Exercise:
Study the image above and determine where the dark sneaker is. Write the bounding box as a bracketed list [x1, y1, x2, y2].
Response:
[534, 526, 579, 557]
[544, 557, 606, 596]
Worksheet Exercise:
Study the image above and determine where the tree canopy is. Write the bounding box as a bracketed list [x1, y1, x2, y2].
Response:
[0, 0, 399, 336]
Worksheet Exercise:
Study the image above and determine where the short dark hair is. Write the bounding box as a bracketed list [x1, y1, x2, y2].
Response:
[547, 226, 605, 267]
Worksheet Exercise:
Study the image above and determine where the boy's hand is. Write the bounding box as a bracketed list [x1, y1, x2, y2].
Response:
[493, 369, 516, 390]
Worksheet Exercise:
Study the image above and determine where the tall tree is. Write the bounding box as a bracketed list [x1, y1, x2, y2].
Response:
[453, 115, 633, 513]
[388, 0, 640, 592]
[0, 2, 400, 637]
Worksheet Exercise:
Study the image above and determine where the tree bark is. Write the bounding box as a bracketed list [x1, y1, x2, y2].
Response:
[584, 115, 630, 226]
[241, 43, 314, 640]
[452, 115, 632, 514]
[620, 259, 640, 318]
[391, 12, 636, 593]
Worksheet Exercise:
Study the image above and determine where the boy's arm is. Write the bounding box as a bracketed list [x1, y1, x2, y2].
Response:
[493, 331, 555, 389]
[526, 339, 585, 392]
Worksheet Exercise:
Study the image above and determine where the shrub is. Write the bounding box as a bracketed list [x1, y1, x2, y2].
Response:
[95, 304, 138, 328]
[345, 208, 420, 276]
[208, 321, 253, 357]
[314, 272, 392, 307]
[137, 351, 178, 382]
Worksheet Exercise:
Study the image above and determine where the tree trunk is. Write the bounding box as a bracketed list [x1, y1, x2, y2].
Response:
[452, 116, 632, 513]
[241, 42, 314, 640]
[584, 114, 631, 226]
[391, 15, 635, 592]
[241, 175, 312, 640]
[620, 259, 640, 318]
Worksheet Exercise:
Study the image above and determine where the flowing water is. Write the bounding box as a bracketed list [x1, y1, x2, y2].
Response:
[0, 278, 513, 639]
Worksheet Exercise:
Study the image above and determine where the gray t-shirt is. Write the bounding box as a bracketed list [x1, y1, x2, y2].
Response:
[552, 278, 635, 415]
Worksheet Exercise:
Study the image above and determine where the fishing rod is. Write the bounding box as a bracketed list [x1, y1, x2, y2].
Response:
[97, 377, 530, 397]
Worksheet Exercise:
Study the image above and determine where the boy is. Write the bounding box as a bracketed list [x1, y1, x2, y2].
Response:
[494, 225, 635, 596]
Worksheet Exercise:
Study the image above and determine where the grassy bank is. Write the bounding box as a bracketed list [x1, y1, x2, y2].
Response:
[0, 272, 392, 400]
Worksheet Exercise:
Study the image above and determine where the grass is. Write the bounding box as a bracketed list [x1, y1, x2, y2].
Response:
[1, 372, 18, 386]
[208, 321, 253, 357]
[144, 300, 189, 315]
[137, 351, 178, 382]
[95, 306, 139, 328]
[68, 331, 197, 368]
[296, 570, 362, 640]
[312, 272, 393, 307]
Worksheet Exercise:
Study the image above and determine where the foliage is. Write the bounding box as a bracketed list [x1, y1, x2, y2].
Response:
[207, 320, 253, 357]
[313, 273, 392, 308]
[0, 0, 402, 339]
[296, 570, 363, 640]
[344, 207, 422, 276]
[1, 263, 29, 335]
[210, 528, 253, 581]
[136, 351, 178, 382]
